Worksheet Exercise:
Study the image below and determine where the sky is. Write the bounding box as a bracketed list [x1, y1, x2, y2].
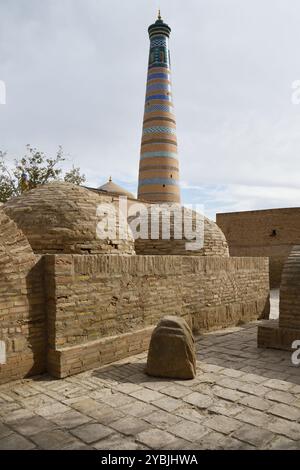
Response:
[1, 0, 300, 220]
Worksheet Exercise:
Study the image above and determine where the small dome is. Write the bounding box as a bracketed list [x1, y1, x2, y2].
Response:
[2, 182, 135, 255]
[128, 203, 229, 257]
[98, 177, 135, 199]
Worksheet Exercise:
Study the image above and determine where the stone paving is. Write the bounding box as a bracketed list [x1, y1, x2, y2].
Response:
[1, 295, 300, 450]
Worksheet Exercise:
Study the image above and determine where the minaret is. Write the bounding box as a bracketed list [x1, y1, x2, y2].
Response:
[138, 11, 180, 203]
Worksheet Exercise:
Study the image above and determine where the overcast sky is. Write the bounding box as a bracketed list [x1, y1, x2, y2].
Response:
[1, 0, 300, 219]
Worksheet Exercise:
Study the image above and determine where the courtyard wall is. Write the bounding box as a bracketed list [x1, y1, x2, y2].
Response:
[45, 254, 270, 378]
[217, 208, 300, 288]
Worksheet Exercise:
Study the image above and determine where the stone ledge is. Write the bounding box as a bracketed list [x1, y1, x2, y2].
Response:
[192, 298, 269, 332]
[257, 320, 300, 351]
[47, 326, 155, 378]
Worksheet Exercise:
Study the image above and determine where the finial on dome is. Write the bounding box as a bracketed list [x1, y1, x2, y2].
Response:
[158, 9, 161, 20]
[109, 176, 112, 182]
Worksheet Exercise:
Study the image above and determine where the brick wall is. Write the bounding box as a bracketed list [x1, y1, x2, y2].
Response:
[216, 208, 300, 287]
[0, 212, 46, 384]
[45, 254, 269, 378]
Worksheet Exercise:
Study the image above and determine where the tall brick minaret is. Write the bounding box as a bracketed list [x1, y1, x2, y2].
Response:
[138, 11, 180, 203]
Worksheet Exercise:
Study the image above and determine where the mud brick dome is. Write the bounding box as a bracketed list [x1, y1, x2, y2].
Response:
[202, 215, 229, 256]
[98, 177, 135, 199]
[2, 182, 135, 255]
[129, 204, 229, 256]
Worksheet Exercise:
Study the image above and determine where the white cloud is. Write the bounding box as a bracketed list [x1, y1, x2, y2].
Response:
[1, 0, 300, 219]
[182, 183, 300, 221]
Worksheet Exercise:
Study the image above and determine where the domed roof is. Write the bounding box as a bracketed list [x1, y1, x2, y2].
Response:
[98, 177, 135, 199]
[128, 203, 229, 257]
[2, 182, 135, 255]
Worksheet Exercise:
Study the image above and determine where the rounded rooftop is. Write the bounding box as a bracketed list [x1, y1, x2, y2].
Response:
[98, 177, 135, 199]
[2, 182, 135, 255]
[128, 203, 229, 257]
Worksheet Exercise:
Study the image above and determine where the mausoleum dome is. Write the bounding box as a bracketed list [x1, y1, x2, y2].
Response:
[128, 203, 229, 257]
[2, 182, 135, 255]
[98, 177, 135, 199]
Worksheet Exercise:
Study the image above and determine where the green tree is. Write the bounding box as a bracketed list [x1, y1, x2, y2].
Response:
[0, 145, 86, 203]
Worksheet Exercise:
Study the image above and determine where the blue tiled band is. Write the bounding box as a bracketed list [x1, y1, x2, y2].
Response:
[144, 104, 173, 113]
[140, 151, 178, 160]
[145, 94, 172, 102]
[143, 126, 176, 135]
[146, 83, 171, 92]
[139, 178, 179, 186]
[150, 37, 168, 48]
[147, 73, 170, 81]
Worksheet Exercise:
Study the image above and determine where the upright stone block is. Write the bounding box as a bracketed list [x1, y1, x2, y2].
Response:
[146, 315, 196, 379]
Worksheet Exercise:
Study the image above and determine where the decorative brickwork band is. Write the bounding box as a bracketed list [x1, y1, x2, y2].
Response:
[138, 13, 180, 203]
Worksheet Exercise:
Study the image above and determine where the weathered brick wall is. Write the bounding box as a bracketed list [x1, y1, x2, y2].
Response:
[0, 211, 46, 384]
[216, 208, 300, 287]
[45, 254, 269, 377]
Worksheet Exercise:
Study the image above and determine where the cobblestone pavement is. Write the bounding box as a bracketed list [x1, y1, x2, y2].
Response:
[1, 319, 300, 450]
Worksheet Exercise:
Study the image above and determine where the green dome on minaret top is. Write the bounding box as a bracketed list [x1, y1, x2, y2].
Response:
[148, 10, 171, 39]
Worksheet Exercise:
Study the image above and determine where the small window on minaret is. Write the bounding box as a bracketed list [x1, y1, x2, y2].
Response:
[170, 174, 173, 178]
[270, 229, 277, 237]
[163, 184, 166, 188]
